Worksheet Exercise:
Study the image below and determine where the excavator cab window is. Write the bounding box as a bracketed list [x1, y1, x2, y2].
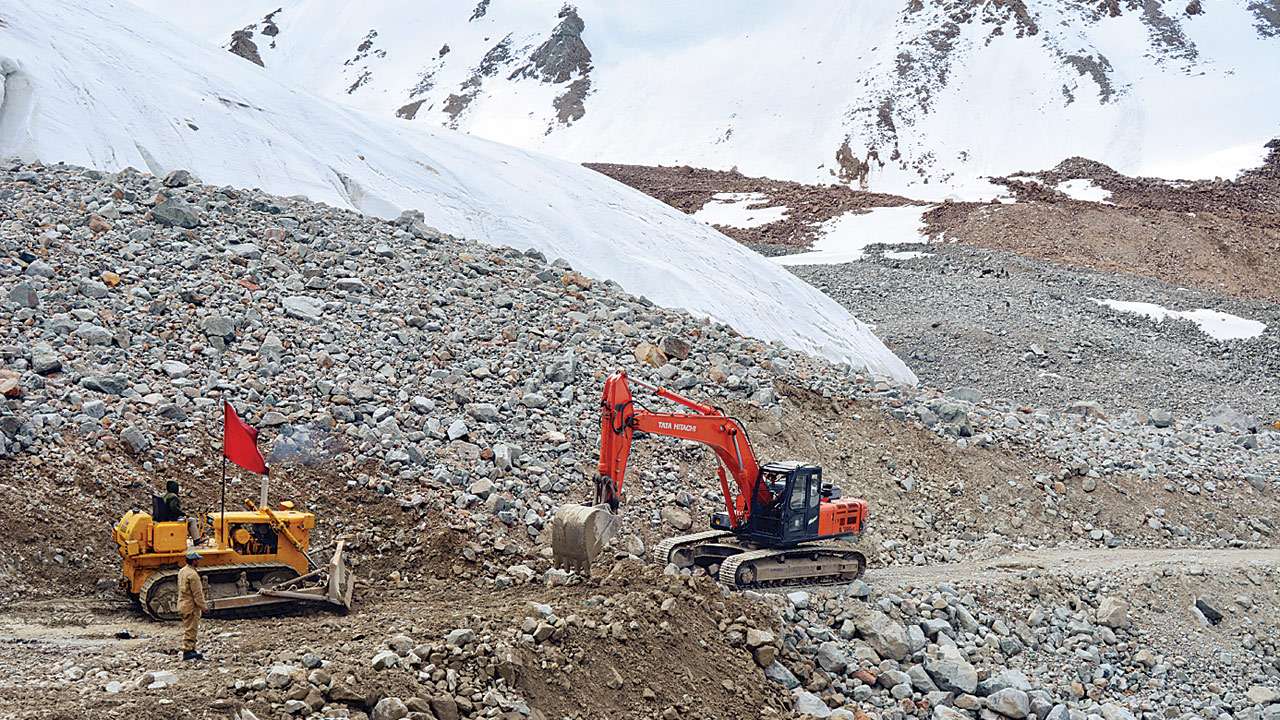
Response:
[784, 468, 822, 538]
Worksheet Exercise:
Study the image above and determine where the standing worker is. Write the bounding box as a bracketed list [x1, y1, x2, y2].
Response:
[177, 548, 207, 661]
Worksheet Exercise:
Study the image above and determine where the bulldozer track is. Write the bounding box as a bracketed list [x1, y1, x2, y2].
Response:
[138, 562, 298, 621]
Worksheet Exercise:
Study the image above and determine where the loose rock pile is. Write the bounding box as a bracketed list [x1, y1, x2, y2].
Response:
[3, 162, 1279, 720]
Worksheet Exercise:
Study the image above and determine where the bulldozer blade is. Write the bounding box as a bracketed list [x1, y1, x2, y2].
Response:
[326, 540, 354, 611]
[550, 503, 619, 573]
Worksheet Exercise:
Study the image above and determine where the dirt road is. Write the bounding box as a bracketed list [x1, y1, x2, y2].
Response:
[866, 546, 1280, 588]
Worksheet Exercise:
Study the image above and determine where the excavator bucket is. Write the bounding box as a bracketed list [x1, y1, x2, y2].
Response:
[550, 503, 619, 573]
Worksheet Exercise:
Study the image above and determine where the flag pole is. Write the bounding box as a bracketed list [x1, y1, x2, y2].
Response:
[220, 394, 227, 547]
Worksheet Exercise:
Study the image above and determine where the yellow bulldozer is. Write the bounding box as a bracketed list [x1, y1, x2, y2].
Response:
[113, 486, 354, 620]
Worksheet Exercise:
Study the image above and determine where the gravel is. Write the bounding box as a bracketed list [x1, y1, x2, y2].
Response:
[791, 244, 1280, 420]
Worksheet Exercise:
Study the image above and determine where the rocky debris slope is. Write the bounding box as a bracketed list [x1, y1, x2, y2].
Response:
[792, 244, 1280, 422]
[0, 162, 1275, 573]
[1, 163, 1278, 720]
[4, 0, 913, 379]
[757, 560, 1280, 719]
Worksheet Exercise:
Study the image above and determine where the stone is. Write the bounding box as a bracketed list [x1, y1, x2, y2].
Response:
[468, 478, 494, 499]
[371, 649, 399, 669]
[74, 322, 114, 345]
[1247, 686, 1280, 705]
[1100, 705, 1136, 720]
[88, 214, 112, 234]
[786, 591, 810, 610]
[660, 506, 692, 531]
[163, 169, 196, 187]
[978, 669, 1031, 696]
[25, 259, 54, 277]
[1149, 409, 1173, 428]
[859, 611, 910, 661]
[447, 418, 469, 441]
[745, 628, 775, 648]
[932, 707, 970, 720]
[371, 697, 408, 720]
[161, 360, 191, 379]
[80, 279, 110, 298]
[987, 688, 1030, 718]
[633, 341, 668, 368]
[429, 697, 460, 720]
[1195, 597, 1223, 625]
[924, 647, 977, 694]
[8, 281, 38, 308]
[660, 335, 691, 360]
[120, 426, 150, 454]
[282, 295, 324, 322]
[1095, 597, 1128, 628]
[265, 665, 294, 688]
[445, 628, 474, 646]
[31, 344, 61, 374]
[753, 645, 777, 667]
[792, 689, 832, 718]
[152, 196, 201, 227]
[764, 661, 800, 689]
[815, 641, 848, 674]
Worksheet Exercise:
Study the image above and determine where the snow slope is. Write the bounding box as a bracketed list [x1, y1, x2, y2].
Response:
[0, 0, 914, 383]
[132, 0, 1280, 199]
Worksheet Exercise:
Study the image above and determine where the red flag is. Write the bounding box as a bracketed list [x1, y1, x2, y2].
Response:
[223, 401, 267, 474]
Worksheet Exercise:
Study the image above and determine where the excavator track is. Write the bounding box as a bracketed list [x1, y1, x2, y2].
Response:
[139, 562, 300, 621]
[718, 543, 865, 590]
[652, 530, 733, 567]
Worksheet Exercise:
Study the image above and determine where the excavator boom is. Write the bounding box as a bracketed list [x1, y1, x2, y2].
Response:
[595, 371, 769, 525]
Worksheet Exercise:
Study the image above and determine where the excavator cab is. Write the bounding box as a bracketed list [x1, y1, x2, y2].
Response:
[713, 461, 827, 546]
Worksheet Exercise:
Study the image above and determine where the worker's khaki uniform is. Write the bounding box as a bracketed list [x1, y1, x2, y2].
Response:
[176, 563, 207, 652]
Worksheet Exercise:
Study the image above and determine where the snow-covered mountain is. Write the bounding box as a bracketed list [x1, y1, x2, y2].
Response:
[132, 0, 1280, 199]
[0, 0, 914, 382]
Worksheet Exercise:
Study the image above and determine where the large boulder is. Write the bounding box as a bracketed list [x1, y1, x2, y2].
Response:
[815, 641, 848, 674]
[859, 610, 911, 661]
[924, 646, 977, 694]
[987, 688, 1030, 718]
[152, 196, 201, 227]
[792, 689, 832, 718]
[1095, 597, 1128, 628]
[371, 697, 408, 720]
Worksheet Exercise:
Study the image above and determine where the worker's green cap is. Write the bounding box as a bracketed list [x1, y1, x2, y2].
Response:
[185, 548, 201, 561]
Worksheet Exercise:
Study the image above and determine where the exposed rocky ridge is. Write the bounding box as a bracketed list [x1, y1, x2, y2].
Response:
[180, 1, 1277, 196]
[225, 8, 283, 68]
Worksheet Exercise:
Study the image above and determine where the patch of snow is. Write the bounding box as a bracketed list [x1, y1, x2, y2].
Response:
[1091, 299, 1266, 341]
[692, 192, 788, 229]
[775, 206, 931, 267]
[1136, 140, 1272, 181]
[1007, 174, 1044, 185]
[0, 0, 915, 383]
[882, 250, 933, 260]
[1056, 179, 1113, 203]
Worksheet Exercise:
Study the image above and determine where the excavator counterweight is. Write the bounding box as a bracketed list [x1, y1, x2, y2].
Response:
[551, 371, 868, 588]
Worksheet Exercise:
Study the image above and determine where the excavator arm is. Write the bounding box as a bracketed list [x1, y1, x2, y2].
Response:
[594, 371, 771, 529]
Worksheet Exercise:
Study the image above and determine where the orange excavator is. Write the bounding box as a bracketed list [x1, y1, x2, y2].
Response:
[551, 370, 868, 589]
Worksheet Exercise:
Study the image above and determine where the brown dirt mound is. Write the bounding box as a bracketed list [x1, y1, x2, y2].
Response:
[585, 163, 912, 251]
